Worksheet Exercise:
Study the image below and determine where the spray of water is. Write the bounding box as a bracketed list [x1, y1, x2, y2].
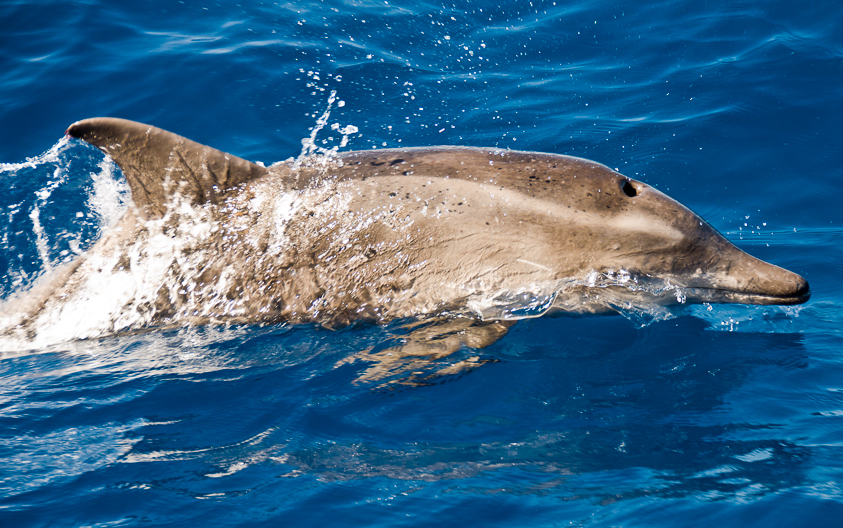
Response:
[87, 157, 130, 231]
[293, 88, 359, 170]
[0, 135, 72, 173]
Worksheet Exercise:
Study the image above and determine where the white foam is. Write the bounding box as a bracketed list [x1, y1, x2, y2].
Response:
[87, 156, 130, 230]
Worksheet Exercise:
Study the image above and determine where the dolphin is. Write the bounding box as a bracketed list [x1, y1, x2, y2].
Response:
[1, 117, 809, 347]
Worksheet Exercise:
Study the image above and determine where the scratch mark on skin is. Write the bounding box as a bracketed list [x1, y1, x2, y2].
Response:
[516, 258, 552, 272]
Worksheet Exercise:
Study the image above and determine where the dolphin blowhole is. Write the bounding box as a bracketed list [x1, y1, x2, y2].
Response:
[621, 180, 638, 198]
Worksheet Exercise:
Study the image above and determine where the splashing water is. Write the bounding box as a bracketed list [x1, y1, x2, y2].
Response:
[296, 89, 340, 166]
[7, 137, 75, 274]
[0, 137, 130, 297]
[0, 135, 72, 173]
[88, 157, 130, 231]
[293, 83, 359, 170]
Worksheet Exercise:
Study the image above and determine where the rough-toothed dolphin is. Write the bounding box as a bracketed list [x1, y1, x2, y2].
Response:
[2, 117, 809, 348]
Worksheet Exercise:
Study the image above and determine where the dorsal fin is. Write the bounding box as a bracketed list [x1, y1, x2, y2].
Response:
[66, 117, 268, 219]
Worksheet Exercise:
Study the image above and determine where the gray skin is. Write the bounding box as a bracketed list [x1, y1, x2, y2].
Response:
[15, 117, 806, 340]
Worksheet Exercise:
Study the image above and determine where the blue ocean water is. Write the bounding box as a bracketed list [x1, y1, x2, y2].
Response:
[1, 0, 842, 525]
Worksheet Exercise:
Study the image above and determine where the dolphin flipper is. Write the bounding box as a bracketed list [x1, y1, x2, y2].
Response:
[67, 118, 268, 219]
[338, 318, 515, 387]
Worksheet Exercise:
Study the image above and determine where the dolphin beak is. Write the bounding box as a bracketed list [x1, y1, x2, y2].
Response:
[684, 244, 810, 305]
[727, 256, 810, 304]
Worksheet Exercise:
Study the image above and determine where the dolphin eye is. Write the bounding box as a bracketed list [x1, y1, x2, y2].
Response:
[621, 180, 637, 198]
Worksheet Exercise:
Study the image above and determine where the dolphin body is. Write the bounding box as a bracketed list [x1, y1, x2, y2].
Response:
[3, 118, 809, 345]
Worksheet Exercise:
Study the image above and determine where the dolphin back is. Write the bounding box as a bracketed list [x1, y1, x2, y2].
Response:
[66, 118, 268, 219]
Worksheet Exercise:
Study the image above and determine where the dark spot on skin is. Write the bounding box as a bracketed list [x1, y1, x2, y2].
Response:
[458, 202, 463, 205]
[370, 160, 385, 166]
[390, 159, 405, 165]
[388, 192, 397, 197]
[403, 171, 410, 175]
[365, 247, 377, 258]
[622, 180, 638, 197]
[587, 193, 593, 197]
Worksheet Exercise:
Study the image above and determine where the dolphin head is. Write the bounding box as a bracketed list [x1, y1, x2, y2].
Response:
[554, 169, 810, 306]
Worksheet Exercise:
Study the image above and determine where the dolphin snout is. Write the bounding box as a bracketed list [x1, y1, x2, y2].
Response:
[783, 271, 810, 303]
[682, 238, 811, 305]
[728, 255, 810, 305]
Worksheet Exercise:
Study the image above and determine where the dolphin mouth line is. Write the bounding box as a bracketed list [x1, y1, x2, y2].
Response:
[684, 286, 811, 306]
[581, 270, 811, 307]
